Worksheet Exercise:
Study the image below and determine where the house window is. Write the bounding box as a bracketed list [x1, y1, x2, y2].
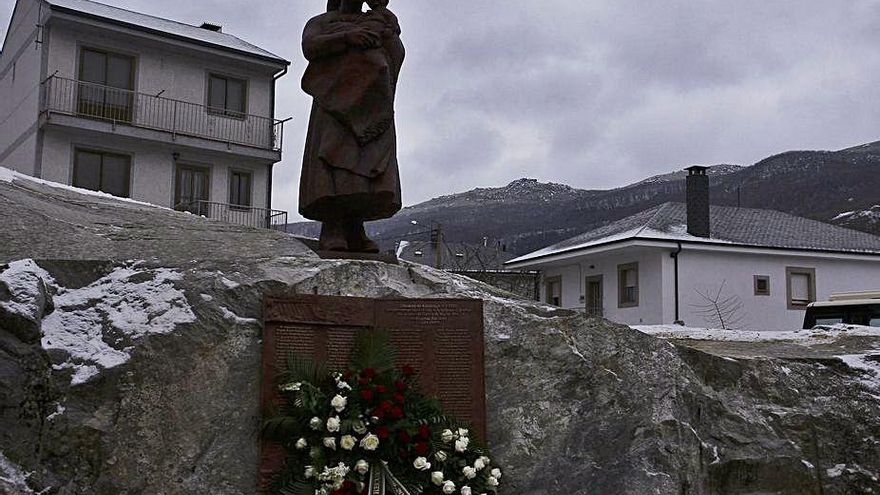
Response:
[754, 275, 771, 296]
[208, 74, 246, 117]
[73, 148, 131, 198]
[618, 262, 639, 308]
[786, 267, 816, 309]
[545, 276, 562, 307]
[229, 170, 252, 208]
[175, 165, 210, 214]
[78, 48, 134, 121]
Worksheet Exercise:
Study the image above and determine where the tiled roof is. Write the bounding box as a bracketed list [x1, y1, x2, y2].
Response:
[508, 203, 880, 265]
[47, 0, 288, 64]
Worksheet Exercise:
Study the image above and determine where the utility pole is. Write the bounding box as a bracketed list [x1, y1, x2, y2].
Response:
[431, 224, 443, 269]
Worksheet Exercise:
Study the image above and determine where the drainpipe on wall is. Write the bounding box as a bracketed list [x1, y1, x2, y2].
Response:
[268, 66, 288, 222]
[671, 242, 684, 325]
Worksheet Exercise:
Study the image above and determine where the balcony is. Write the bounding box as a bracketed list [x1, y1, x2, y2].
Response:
[175, 200, 288, 231]
[42, 76, 285, 152]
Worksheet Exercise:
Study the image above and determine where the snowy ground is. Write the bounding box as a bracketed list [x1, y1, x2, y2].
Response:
[632, 323, 880, 342]
[0, 166, 162, 208]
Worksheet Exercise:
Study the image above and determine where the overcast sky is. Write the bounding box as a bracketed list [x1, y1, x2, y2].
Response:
[3, 0, 880, 220]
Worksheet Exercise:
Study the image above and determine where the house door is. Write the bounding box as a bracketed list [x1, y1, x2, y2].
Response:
[175, 165, 210, 215]
[586, 275, 604, 317]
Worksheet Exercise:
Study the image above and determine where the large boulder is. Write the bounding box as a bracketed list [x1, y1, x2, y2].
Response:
[1, 169, 879, 494]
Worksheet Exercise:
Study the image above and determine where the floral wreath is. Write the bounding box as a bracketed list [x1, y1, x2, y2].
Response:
[262, 330, 502, 495]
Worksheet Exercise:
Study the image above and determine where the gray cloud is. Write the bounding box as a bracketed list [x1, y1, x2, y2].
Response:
[3, 0, 880, 220]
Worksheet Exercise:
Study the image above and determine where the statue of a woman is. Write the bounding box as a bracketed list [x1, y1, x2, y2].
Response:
[299, 0, 405, 252]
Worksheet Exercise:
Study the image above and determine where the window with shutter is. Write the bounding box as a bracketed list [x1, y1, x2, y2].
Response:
[786, 267, 816, 309]
[618, 262, 639, 308]
[545, 277, 562, 307]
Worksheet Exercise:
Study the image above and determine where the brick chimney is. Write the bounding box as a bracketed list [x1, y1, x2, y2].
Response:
[685, 165, 710, 238]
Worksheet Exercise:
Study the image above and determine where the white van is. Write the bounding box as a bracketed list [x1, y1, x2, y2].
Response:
[803, 291, 880, 329]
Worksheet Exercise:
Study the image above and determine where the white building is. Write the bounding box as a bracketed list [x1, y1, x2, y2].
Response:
[506, 166, 880, 331]
[0, 0, 290, 228]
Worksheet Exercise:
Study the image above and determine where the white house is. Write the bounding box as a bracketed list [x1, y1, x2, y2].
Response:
[0, 0, 290, 228]
[506, 166, 880, 331]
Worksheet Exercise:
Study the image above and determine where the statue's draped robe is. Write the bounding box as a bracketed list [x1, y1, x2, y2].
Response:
[299, 10, 405, 222]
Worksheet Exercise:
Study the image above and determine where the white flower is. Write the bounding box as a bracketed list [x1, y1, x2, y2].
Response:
[327, 416, 341, 433]
[462, 466, 477, 479]
[490, 468, 502, 479]
[454, 437, 469, 453]
[435, 451, 448, 462]
[323, 437, 337, 450]
[295, 438, 308, 450]
[473, 458, 485, 470]
[431, 471, 445, 486]
[355, 459, 369, 475]
[487, 476, 499, 487]
[457, 428, 469, 438]
[360, 433, 380, 451]
[337, 380, 352, 391]
[413, 457, 431, 471]
[352, 420, 367, 435]
[331, 394, 348, 413]
[441, 429, 455, 443]
[479, 456, 490, 466]
[340, 435, 357, 450]
[280, 381, 302, 392]
[460, 487, 472, 495]
[442, 481, 456, 494]
[310, 417, 323, 430]
[304, 466, 315, 478]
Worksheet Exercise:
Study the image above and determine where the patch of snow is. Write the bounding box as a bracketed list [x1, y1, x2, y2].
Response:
[833, 211, 855, 221]
[826, 463, 847, 478]
[35, 263, 196, 385]
[396, 240, 410, 258]
[0, 451, 33, 493]
[46, 404, 65, 422]
[836, 354, 880, 390]
[801, 459, 815, 470]
[220, 276, 240, 289]
[200, 293, 214, 302]
[632, 324, 880, 343]
[220, 306, 259, 325]
[0, 259, 54, 320]
[0, 166, 162, 209]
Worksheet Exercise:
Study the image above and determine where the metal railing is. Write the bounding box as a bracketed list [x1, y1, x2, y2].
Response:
[42, 76, 285, 152]
[176, 200, 288, 231]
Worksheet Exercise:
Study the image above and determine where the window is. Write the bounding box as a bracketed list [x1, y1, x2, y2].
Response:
[545, 276, 562, 307]
[208, 74, 246, 117]
[786, 267, 816, 309]
[78, 48, 134, 121]
[618, 262, 639, 308]
[870, 318, 880, 328]
[229, 170, 252, 207]
[175, 165, 210, 214]
[754, 275, 771, 296]
[73, 149, 131, 198]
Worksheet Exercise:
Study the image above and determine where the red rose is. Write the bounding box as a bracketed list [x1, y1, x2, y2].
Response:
[401, 365, 415, 376]
[373, 408, 386, 420]
[414, 442, 429, 455]
[418, 425, 431, 440]
[360, 389, 374, 402]
[358, 377, 370, 386]
[398, 430, 411, 443]
[394, 380, 407, 392]
[376, 426, 390, 439]
[362, 368, 377, 379]
[380, 400, 393, 412]
[393, 393, 405, 404]
[375, 384, 388, 394]
[391, 406, 404, 419]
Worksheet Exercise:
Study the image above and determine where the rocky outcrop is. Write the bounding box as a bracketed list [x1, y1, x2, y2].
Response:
[1, 171, 879, 494]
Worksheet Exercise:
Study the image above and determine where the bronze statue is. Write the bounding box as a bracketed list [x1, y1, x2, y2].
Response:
[299, 0, 405, 253]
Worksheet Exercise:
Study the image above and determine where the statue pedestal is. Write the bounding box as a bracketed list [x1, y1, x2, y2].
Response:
[316, 250, 399, 264]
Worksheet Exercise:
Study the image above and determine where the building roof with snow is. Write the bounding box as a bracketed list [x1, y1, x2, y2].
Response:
[45, 0, 288, 65]
[507, 202, 880, 266]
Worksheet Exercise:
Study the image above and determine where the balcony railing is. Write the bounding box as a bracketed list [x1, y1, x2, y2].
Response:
[42, 76, 285, 152]
[176, 200, 288, 231]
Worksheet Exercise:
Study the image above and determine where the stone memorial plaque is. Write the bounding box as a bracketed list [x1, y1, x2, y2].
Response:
[259, 295, 486, 489]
